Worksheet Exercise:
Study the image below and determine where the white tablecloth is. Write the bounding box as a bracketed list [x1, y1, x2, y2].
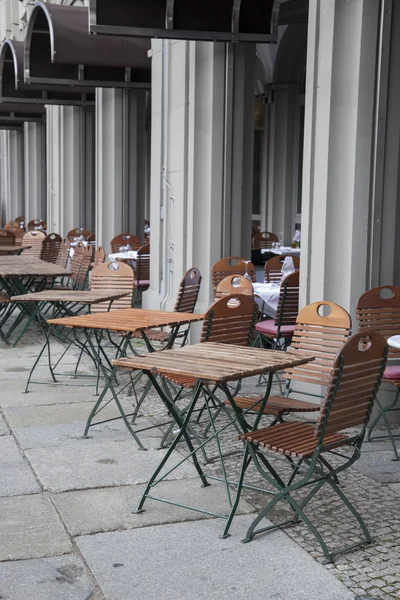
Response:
[388, 335, 400, 349]
[109, 251, 138, 262]
[261, 247, 300, 256]
[253, 282, 280, 318]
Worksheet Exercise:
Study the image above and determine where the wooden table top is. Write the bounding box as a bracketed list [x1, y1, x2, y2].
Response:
[47, 308, 204, 331]
[11, 290, 129, 304]
[113, 342, 316, 383]
[0, 245, 31, 253]
[0, 258, 69, 278]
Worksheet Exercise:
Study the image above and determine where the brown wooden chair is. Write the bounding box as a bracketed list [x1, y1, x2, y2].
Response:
[133, 242, 150, 305]
[92, 246, 106, 269]
[14, 216, 25, 225]
[130, 267, 202, 346]
[0, 229, 15, 255]
[233, 301, 352, 421]
[90, 261, 134, 314]
[211, 257, 256, 294]
[215, 275, 254, 300]
[252, 231, 279, 249]
[264, 255, 300, 283]
[110, 233, 141, 253]
[223, 330, 387, 563]
[255, 270, 299, 349]
[42, 233, 62, 263]
[6, 226, 24, 245]
[52, 242, 91, 290]
[27, 219, 46, 231]
[55, 238, 71, 268]
[66, 228, 93, 242]
[357, 286, 400, 459]
[22, 230, 45, 259]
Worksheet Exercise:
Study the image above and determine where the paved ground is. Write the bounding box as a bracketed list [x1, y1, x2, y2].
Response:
[0, 323, 400, 599]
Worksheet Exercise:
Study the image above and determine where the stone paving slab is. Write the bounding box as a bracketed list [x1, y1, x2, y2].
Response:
[354, 450, 400, 483]
[388, 482, 400, 494]
[0, 437, 40, 496]
[0, 554, 104, 600]
[3, 399, 134, 427]
[53, 479, 255, 536]
[0, 414, 9, 436]
[25, 439, 196, 493]
[13, 416, 161, 449]
[0, 495, 72, 561]
[0, 380, 95, 407]
[77, 516, 354, 600]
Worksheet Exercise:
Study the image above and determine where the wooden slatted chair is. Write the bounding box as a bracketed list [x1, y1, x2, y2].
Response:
[133, 242, 150, 305]
[92, 246, 106, 269]
[211, 257, 256, 294]
[6, 226, 24, 245]
[255, 270, 299, 350]
[0, 229, 15, 255]
[215, 275, 253, 300]
[90, 261, 134, 313]
[14, 216, 25, 226]
[75, 244, 92, 290]
[357, 286, 400, 459]
[42, 233, 62, 263]
[55, 238, 70, 268]
[223, 330, 388, 563]
[264, 255, 300, 283]
[51, 242, 90, 290]
[110, 233, 141, 253]
[27, 219, 46, 231]
[66, 228, 92, 242]
[22, 230, 45, 259]
[252, 231, 279, 249]
[129, 267, 202, 346]
[233, 301, 352, 421]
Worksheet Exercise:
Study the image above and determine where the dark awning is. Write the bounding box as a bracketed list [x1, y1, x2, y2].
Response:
[0, 102, 45, 123]
[0, 121, 24, 130]
[88, 0, 282, 43]
[0, 40, 95, 107]
[25, 2, 151, 89]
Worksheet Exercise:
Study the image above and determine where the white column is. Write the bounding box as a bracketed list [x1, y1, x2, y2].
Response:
[145, 39, 255, 314]
[95, 89, 147, 248]
[0, 129, 25, 222]
[24, 122, 46, 223]
[46, 105, 86, 237]
[300, 0, 380, 319]
[83, 106, 96, 233]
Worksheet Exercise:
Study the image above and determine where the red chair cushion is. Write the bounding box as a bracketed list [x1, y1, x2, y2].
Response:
[255, 319, 295, 338]
[383, 365, 400, 380]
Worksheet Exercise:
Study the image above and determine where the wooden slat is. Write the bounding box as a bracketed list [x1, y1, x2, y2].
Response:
[11, 291, 128, 304]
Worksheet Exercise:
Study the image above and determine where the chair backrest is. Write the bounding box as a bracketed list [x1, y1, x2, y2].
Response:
[274, 271, 300, 330]
[90, 261, 134, 313]
[356, 286, 400, 359]
[110, 233, 141, 253]
[200, 294, 258, 346]
[66, 228, 93, 242]
[174, 267, 202, 313]
[314, 330, 387, 440]
[136, 243, 150, 282]
[264, 255, 300, 283]
[0, 229, 15, 246]
[284, 301, 352, 386]
[211, 257, 256, 293]
[252, 231, 279, 249]
[42, 233, 62, 263]
[75, 243, 92, 289]
[93, 246, 106, 267]
[215, 275, 253, 300]
[68, 242, 84, 281]
[55, 238, 71, 267]
[27, 219, 46, 231]
[14, 216, 25, 224]
[22, 230, 45, 259]
[6, 225, 24, 245]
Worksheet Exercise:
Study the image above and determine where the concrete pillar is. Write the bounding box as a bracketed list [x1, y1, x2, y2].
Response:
[95, 88, 147, 248]
[300, 0, 380, 320]
[145, 39, 255, 314]
[46, 105, 86, 237]
[0, 129, 24, 222]
[24, 122, 46, 223]
[83, 106, 96, 233]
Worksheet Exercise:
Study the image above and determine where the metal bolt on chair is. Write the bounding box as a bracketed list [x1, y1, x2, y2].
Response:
[222, 330, 388, 564]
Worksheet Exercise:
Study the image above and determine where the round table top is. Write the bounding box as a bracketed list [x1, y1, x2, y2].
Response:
[387, 335, 400, 349]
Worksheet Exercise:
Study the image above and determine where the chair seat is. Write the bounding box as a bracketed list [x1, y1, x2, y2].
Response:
[255, 319, 295, 337]
[383, 365, 400, 380]
[163, 373, 197, 388]
[240, 421, 349, 458]
[134, 280, 150, 289]
[130, 330, 170, 343]
[231, 395, 320, 417]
